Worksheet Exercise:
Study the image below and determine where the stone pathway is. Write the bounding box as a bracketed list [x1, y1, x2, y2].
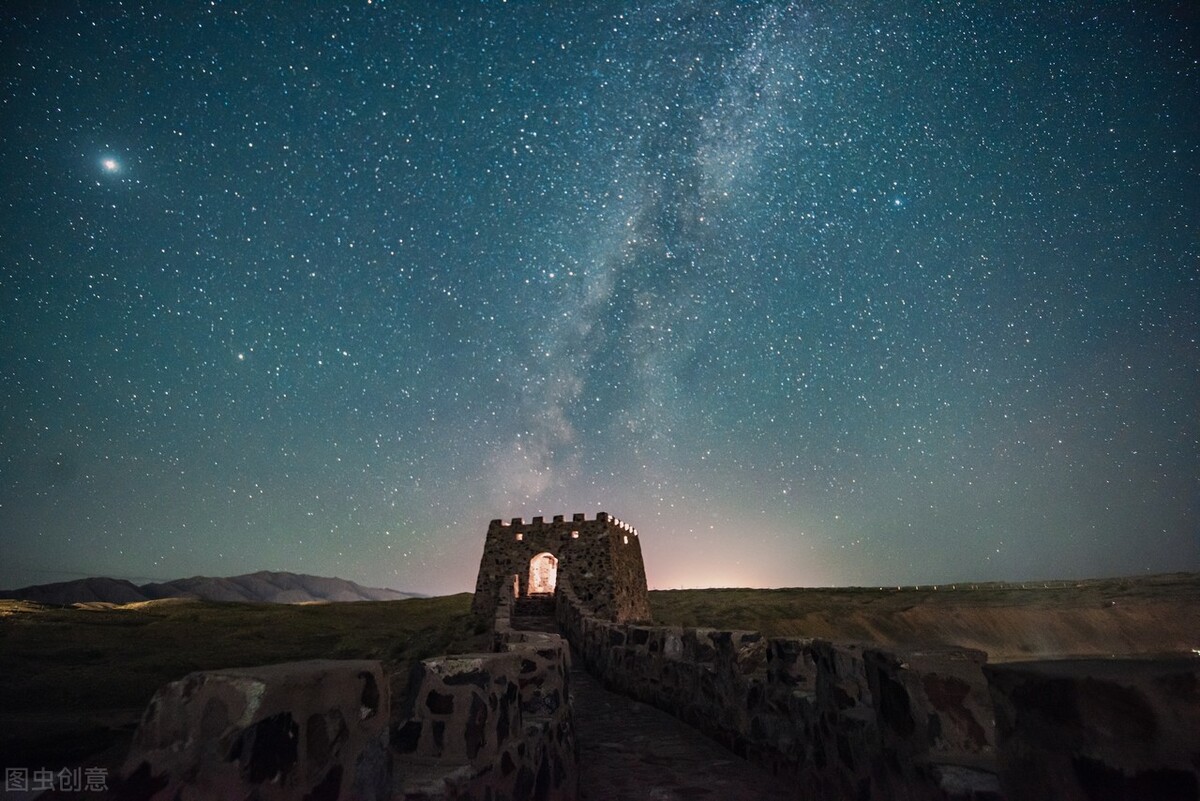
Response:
[569, 655, 797, 801]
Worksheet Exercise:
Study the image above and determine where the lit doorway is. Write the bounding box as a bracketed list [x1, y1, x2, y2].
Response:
[528, 552, 558, 595]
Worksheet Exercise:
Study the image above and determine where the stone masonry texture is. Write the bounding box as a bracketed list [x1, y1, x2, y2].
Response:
[471, 512, 651, 625]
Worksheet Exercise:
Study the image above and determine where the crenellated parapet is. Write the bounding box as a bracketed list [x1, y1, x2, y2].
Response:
[471, 511, 650, 625]
[490, 511, 638, 534]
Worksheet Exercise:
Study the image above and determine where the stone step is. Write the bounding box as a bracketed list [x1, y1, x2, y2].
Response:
[512, 594, 556, 617]
[510, 615, 560, 634]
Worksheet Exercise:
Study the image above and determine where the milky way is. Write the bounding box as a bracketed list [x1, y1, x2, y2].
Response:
[1, 2, 1196, 594]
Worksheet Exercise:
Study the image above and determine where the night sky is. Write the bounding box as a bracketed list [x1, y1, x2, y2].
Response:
[2, 2, 1197, 596]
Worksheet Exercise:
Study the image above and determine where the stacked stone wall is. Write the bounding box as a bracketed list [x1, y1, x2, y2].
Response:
[391, 646, 575, 800]
[555, 576, 1000, 801]
[391, 579, 578, 800]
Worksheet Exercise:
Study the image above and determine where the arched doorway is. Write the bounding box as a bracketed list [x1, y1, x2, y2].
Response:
[527, 552, 558, 595]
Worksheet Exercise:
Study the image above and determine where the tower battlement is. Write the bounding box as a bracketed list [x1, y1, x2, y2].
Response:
[489, 511, 638, 536]
[472, 511, 650, 624]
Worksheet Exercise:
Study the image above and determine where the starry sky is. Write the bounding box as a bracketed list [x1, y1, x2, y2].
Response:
[1, 2, 1197, 596]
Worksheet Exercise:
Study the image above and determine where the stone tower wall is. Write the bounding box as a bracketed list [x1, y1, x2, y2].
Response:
[471, 512, 651, 623]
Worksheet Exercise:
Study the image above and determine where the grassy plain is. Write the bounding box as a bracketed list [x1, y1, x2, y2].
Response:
[0, 594, 480, 770]
[648, 572, 1200, 661]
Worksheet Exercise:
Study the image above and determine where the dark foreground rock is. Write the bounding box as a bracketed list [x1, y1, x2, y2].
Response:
[118, 660, 390, 801]
[986, 657, 1200, 801]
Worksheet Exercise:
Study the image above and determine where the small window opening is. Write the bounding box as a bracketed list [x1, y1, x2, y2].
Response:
[515, 532, 523, 541]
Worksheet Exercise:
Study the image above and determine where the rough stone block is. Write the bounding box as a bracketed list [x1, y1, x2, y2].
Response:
[121, 659, 389, 801]
[394, 638, 577, 801]
[768, 637, 817, 689]
[987, 657, 1200, 801]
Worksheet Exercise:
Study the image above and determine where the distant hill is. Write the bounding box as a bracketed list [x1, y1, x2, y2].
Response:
[0, 570, 419, 605]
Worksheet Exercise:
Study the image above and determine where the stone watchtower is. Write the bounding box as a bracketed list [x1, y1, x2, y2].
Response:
[471, 512, 651, 623]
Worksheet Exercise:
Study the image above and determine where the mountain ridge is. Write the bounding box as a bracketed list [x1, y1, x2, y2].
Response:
[0, 570, 419, 605]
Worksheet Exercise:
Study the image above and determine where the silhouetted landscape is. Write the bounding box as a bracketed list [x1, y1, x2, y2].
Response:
[0, 570, 420, 605]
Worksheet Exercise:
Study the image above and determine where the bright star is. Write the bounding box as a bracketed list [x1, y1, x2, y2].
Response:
[101, 157, 120, 173]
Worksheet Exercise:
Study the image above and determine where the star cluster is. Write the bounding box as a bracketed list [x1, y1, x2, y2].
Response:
[1, 2, 1196, 594]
